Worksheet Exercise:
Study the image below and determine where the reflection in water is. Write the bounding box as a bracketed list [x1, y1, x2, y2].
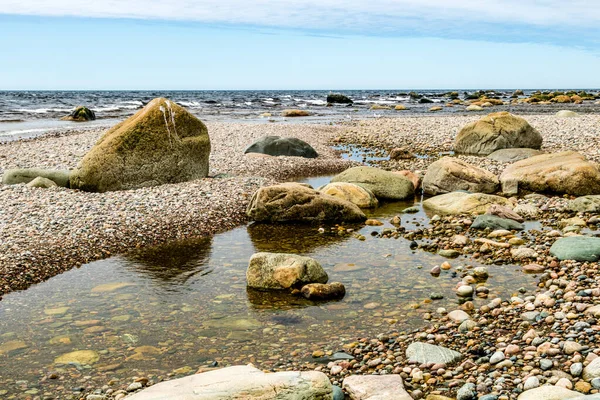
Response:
[246, 287, 343, 310]
[124, 236, 213, 288]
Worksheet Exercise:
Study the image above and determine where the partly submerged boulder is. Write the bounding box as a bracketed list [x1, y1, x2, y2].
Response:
[487, 148, 541, 163]
[126, 365, 333, 400]
[247, 252, 328, 290]
[471, 214, 524, 231]
[244, 136, 318, 158]
[282, 109, 310, 117]
[500, 151, 600, 196]
[246, 182, 366, 223]
[327, 93, 353, 104]
[70, 98, 210, 192]
[318, 182, 378, 208]
[423, 192, 509, 215]
[301, 282, 346, 300]
[422, 157, 499, 195]
[60, 106, 96, 122]
[550, 237, 600, 262]
[330, 166, 415, 200]
[2, 168, 70, 188]
[454, 112, 542, 155]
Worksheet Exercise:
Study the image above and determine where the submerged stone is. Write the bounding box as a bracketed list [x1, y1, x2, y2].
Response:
[550, 237, 600, 262]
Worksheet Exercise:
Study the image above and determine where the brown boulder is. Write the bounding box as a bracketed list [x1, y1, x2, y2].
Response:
[423, 157, 499, 195]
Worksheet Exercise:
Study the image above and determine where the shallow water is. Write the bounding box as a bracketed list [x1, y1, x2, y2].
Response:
[0, 195, 540, 396]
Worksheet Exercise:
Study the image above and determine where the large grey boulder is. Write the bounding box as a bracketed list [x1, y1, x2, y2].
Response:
[471, 215, 524, 231]
[550, 237, 600, 262]
[70, 98, 210, 192]
[126, 364, 333, 400]
[2, 168, 70, 187]
[422, 192, 509, 215]
[569, 195, 600, 212]
[342, 375, 412, 400]
[423, 157, 499, 195]
[247, 252, 328, 290]
[517, 386, 582, 400]
[455, 112, 542, 155]
[500, 151, 600, 196]
[246, 183, 366, 223]
[487, 148, 542, 163]
[244, 136, 318, 158]
[330, 166, 415, 200]
[405, 342, 463, 365]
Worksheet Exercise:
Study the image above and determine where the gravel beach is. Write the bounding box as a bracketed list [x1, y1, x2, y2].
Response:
[0, 122, 352, 297]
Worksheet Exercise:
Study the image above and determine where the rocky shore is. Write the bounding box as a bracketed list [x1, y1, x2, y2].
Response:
[0, 122, 352, 297]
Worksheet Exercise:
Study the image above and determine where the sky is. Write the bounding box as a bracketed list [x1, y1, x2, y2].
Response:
[1, 1, 600, 90]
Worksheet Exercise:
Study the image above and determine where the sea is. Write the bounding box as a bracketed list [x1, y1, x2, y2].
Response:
[0, 89, 598, 140]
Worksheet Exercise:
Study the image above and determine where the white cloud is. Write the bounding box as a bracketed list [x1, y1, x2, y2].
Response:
[2, 0, 600, 31]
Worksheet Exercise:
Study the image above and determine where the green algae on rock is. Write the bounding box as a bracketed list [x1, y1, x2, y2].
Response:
[60, 106, 96, 122]
[70, 98, 210, 192]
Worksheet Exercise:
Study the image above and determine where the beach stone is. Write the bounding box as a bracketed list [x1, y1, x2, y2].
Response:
[394, 170, 421, 190]
[550, 237, 600, 262]
[456, 286, 474, 298]
[247, 252, 328, 290]
[517, 386, 581, 400]
[247, 183, 366, 223]
[466, 105, 483, 111]
[70, 98, 210, 192]
[301, 282, 346, 300]
[490, 351, 505, 364]
[511, 247, 538, 259]
[54, 350, 99, 365]
[586, 305, 600, 317]
[319, 182, 379, 208]
[395, 104, 407, 111]
[455, 112, 542, 155]
[342, 374, 412, 400]
[0, 340, 28, 355]
[406, 342, 463, 365]
[332, 385, 344, 400]
[282, 109, 310, 117]
[126, 365, 332, 400]
[523, 264, 545, 273]
[2, 168, 71, 187]
[327, 93, 353, 104]
[572, 363, 584, 377]
[331, 166, 415, 200]
[448, 309, 470, 322]
[514, 204, 541, 220]
[570, 196, 600, 212]
[583, 358, 600, 381]
[487, 148, 542, 163]
[556, 110, 579, 117]
[523, 377, 540, 391]
[486, 204, 524, 222]
[60, 105, 96, 121]
[389, 147, 414, 160]
[471, 215, 524, 231]
[244, 136, 318, 158]
[422, 157, 499, 195]
[500, 151, 600, 196]
[457, 383, 477, 400]
[423, 192, 509, 215]
[26, 176, 58, 188]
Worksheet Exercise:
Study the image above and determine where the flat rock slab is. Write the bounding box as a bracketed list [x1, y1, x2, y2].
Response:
[550, 236, 600, 262]
[517, 386, 582, 400]
[2, 168, 70, 187]
[342, 375, 412, 400]
[471, 214, 524, 231]
[423, 192, 509, 215]
[406, 342, 463, 365]
[127, 365, 332, 400]
[330, 166, 415, 200]
[487, 148, 542, 163]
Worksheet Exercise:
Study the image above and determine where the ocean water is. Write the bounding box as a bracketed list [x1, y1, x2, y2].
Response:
[1, 89, 598, 139]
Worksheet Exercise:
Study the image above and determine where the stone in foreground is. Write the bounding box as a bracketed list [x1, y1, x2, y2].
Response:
[26, 176, 58, 188]
[301, 282, 346, 300]
[423, 157, 499, 195]
[247, 183, 366, 222]
[454, 112, 542, 155]
[550, 237, 600, 262]
[342, 374, 412, 400]
[422, 192, 509, 215]
[2, 168, 70, 187]
[500, 151, 600, 196]
[406, 342, 463, 365]
[556, 110, 579, 118]
[517, 386, 582, 400]
[247, 252, 328, 290]
[126, 365, 333, 400]
[244, 136, 318, 158]
[319, 182, 379, 208]
[471, 215, 524, 231]
[330, 166, 415, 200]
[487, 148, 542, 163]
[60, 105, 96, 121]
[70, 98, 210, 192]
[583, 356, 600, 381]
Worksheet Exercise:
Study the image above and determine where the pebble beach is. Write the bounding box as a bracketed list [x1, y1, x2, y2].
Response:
[3, 110, 600, 400]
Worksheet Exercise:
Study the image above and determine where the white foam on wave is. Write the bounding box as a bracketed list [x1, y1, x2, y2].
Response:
[13, 108, 72, 114]
[303, 99, 327, 106]
[179, 101, 203, 108]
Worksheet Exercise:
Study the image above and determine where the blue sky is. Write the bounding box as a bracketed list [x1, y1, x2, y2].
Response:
[1, 1, 600, 90]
